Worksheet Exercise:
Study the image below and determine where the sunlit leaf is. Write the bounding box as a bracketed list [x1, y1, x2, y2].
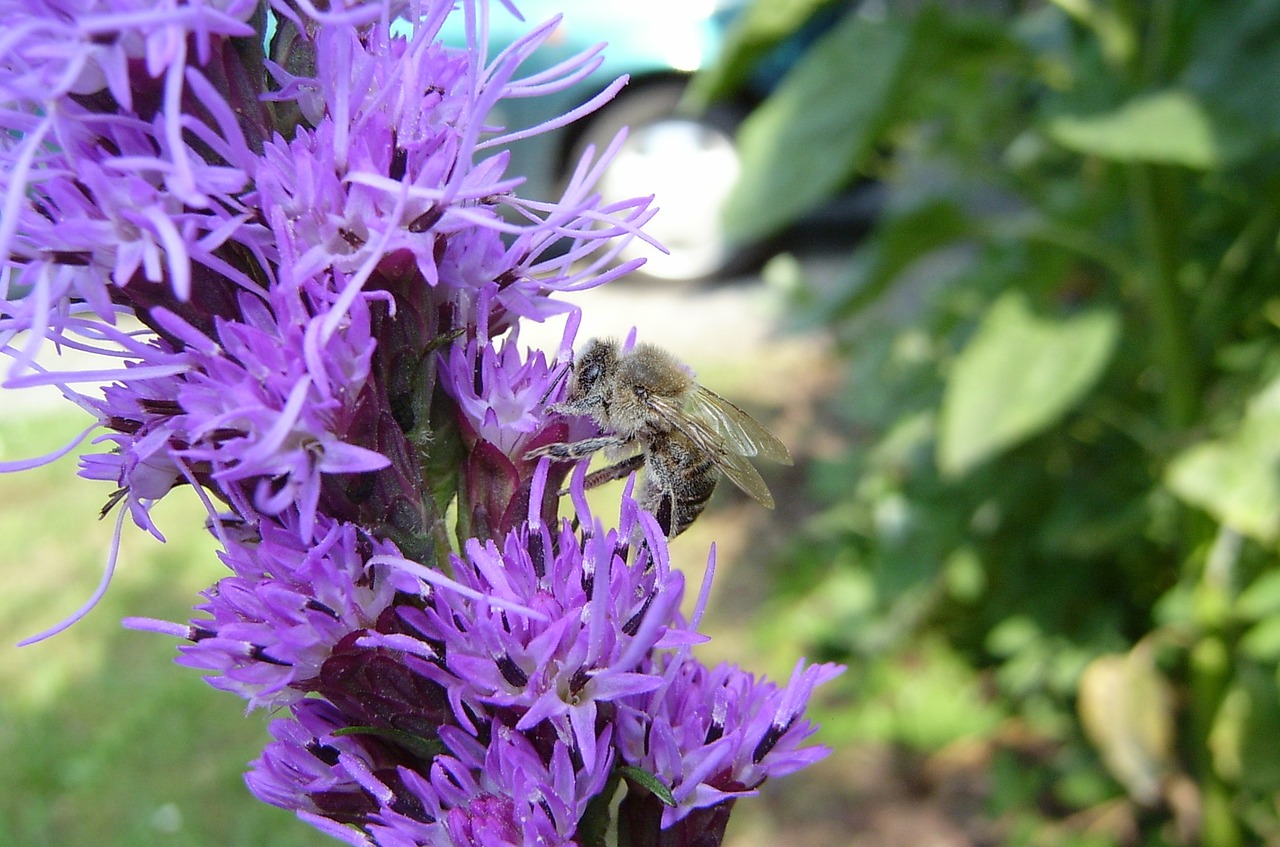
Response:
[577, 770, 621, 847]
[1048, 0, 1136, 66]
[1166, 376, 1280, 543]
[1045, 89, 1238, 169]
[1240, 619, 1280, 662]
[724, 11, 914, 242]
[937, 292, 1119, 477]
[1078, 645, 1174, 805]
[330, 725, 444, 761]
[1237, 571, 1280, 621]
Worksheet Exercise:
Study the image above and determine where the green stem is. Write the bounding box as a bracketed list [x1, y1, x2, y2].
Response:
[1190, 636, 1241, 847]
[1129, 163, 1198, 431]
[1140, 0, 1179, 83]
[1187, 526, 1242, 847]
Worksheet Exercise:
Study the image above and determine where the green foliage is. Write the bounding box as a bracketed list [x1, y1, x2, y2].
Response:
[1045, 88, 1246, 169]
[712, 0, 1280, 843]
[687, 0, 844, 107]
[617, 766, 677, 807]
[938, 290, 1120, 477]
[0, 415, 318, 847]
[1166, 376, 1280, 542]
[723, 10, 915, 241]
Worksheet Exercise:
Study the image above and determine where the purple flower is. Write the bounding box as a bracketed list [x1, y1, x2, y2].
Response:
[215, 470, 839, 843]
[75, 344, 197, 541]
[249, 702, 612, 847]
[171, 517, 411, 709]
[443, 331, 570, 459]
[379, 721, 612, 847]
[4, 3, 840, 846]
[3, 0, 657, 612]
[615, 656, 843, 830]
[366, 464, 685, 754]
[2, 0, 654, 427]
[168, 290, 387, 539]
[438, 311, 601, 538]
[65, 279, 389, 543]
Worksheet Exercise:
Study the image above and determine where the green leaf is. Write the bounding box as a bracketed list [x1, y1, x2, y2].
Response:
[1045, 89, 1239, 169]
[723, 12, 914, 242]
[1181, 1, 1280, 141]
[1048, 0, 1136, 67]
[1238, 571, 1280, 621]
[688, 0, 844, 107]
[330, 726, 444, 761]
[1240, 618, 1280, 662]
[1166, 376, 1280, 543]
[618, 766, 676, 807]
[1209, 665, 1280, 792]
[937, 292, 1120, 477]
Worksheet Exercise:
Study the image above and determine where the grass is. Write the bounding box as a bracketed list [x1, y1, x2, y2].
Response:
[0, 412, 320, 847]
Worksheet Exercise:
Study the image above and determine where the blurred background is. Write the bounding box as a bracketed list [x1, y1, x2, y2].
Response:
[7, 0, 1280, 845]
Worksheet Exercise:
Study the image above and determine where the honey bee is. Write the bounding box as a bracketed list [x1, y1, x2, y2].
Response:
[526, 338, 793, 538]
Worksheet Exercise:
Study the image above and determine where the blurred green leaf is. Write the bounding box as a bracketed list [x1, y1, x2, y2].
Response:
[943, 545, 986, 603]
[987, 616, 1043, 658]
[1077, 645, 1173, 805]
[1240, 618, 1280, 663]
[730, 0, 1280, 839]
[1238, 571, 1280, 621]
[1166, 376, 1280, 543]
[724, 11, 914, 242]
[938, 292, 1120, 477]
[846, 638, 1004, 750]
[1045, 89, 1242, 169]
[1048, 0, 1136, 67]
[1209, 665, 1280, 793]
[688, 0, 842, 106]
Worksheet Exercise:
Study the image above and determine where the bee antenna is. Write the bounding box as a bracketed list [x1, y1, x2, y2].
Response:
[538, 360, 571, 406]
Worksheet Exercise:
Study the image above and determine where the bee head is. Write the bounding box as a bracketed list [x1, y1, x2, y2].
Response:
[570, 338, 619, 403]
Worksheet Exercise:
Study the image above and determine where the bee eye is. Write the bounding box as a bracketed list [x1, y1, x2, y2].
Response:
[633, 384, 649, 400]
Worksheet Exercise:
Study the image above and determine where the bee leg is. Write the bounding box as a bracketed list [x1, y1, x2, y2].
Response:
[544, 399, 597, 417]
[582, 453, 646, 490]
[550, 453, 645, 499]
[525, 435, 629, 462]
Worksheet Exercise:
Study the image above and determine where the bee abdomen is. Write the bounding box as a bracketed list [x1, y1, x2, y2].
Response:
[671, 467, 717, 538]
[647, 454, 717, 539]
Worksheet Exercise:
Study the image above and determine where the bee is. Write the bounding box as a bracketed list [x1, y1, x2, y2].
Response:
[526, 338, 793, 538]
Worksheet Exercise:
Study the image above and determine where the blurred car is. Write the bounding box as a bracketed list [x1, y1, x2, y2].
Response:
[435, 0, 757, 282]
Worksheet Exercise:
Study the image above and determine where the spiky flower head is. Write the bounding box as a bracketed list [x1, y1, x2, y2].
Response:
[1, 2, 840, 845]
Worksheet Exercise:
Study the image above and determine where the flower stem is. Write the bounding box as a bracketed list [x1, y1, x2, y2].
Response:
[1129, 163, 1198, 432]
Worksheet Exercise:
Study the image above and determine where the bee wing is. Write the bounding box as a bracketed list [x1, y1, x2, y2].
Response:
[686, 386, 793, 465]
[650, 394, 778, 508]
[713, 445, 776, 508]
